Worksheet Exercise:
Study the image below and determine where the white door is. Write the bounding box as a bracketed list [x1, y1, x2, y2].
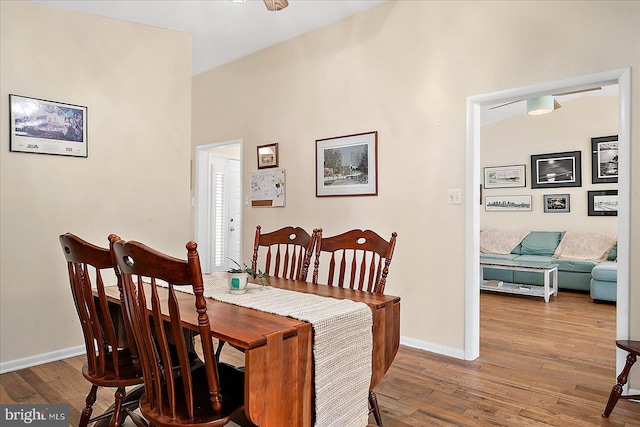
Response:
[208, 154, 241, 272]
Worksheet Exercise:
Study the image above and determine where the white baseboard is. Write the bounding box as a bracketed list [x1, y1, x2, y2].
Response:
[0, 345, 85, 374]
[400, 335, 466, 360]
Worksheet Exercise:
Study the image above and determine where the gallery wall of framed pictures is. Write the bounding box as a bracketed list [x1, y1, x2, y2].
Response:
[481, 135, 618, 216]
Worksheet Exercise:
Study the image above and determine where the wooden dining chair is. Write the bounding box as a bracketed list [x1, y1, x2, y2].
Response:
[112, 239, 248, 427]
[59, 233, 144, 427]
[311, 228, 397, 426]
[603, 340, 640, 418]
[251, 225, 314, 281]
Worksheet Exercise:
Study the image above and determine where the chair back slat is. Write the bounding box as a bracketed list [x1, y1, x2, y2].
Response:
[252, 225, 314, 281]
[60, 234, 123, 377]
[312, 229, 397, 294]
[114, 239, 227, 422]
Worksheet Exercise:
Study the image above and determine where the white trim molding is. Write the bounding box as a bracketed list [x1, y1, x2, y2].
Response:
[0, 345, 85, 374]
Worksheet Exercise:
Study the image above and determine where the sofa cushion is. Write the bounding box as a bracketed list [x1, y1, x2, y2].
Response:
[480, 253, 520, 261]
[591, 261, 618, 282]
[514, 254, 555, 263]
[520, 232, 563, 256]
[555, 258, 597, 274]
[607, 245, 618, 261]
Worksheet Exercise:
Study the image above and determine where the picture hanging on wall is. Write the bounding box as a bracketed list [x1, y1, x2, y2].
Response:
[9, 94, 87, 158]
[588, 190, 618, 216]
[315, 131, 378, 197]
[483, 164, 526, 189]
[543, 194, 570, 213]
[485, 195, 532, 212]
[257, 142, 279, 169]
[531, 150, 581, 189]
[591, 135, 618, 184]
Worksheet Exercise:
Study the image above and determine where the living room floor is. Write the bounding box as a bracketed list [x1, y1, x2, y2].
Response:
[375, 290, 639, 426]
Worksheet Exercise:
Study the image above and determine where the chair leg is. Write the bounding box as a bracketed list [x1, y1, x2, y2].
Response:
[603, 352, 637, 417]
[108, 387, 126, 427]
[369, 391, 383, 427]
[79, 385, 98, 427]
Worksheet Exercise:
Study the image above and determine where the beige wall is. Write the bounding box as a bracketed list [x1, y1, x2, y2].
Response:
[192, 0, 639, 372]
[0, 2, 192, 365]
[481, 95, 618, 232]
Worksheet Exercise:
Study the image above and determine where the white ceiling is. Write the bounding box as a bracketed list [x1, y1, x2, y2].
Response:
[31, 0, 387, 75]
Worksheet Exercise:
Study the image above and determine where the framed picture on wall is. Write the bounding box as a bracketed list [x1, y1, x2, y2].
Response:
[483, 164, 526, 189]
[315, 131, 378, 197]
[531, 150, 582, 189]
[588, 190, 618, 216]
[9, 94, 88, 157]
[543, 194, 570, 213]
[257, 142, 279, 169]
[591, 135, 618, 184]
[485, 195, 532, 212]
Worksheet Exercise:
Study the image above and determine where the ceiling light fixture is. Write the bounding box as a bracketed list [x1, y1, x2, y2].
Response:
[263, 0, 289, 11]
[527, 95, 560, 116]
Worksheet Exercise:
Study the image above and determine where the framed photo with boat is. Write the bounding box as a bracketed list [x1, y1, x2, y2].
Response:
[531, 150, 581, 189]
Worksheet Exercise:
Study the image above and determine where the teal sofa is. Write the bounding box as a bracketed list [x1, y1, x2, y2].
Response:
[481, 231, 617, 301]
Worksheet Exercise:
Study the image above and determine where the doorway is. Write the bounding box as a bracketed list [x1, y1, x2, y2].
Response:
[464, 69, 631, 376]
[195, 139, 243, 273]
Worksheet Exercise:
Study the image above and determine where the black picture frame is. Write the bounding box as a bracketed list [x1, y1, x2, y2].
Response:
[9, 94, 88, 158]
[588, 190, 618, 216]
[543, 194, 570, 213]
[591, 135, 618, 184]
[531, 150, 581, 189]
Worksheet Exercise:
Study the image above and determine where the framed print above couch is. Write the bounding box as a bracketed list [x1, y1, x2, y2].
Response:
[531, 150, 582, 189]
[591, 135, 618, 184]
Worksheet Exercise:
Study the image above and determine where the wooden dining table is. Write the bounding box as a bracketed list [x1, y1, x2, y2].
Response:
[103, 273, 400, 427]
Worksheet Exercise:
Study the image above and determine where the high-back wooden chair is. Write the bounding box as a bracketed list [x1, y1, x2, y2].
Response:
[59, 233, 144, 427]
[112, 239, 246, 427]
[311, 228, 397, 426]
[251, 225, 314, 281]
[312, 229, 397, 294]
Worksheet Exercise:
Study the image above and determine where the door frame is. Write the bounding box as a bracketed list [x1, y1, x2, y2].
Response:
[195, 139, 243, 273]
[464, 68, 631, 377]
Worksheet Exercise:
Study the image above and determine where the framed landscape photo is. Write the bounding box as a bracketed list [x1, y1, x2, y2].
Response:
[315, 131, 378, 197]
[485, 195, 532, 212]
[543, 194, 570, 213]
[531, 150, 581, 189]
[9, 94, 87, 157]
[588, 190, 618, 216]
[257, 142, 279, 169]
[483, 164, 526, 189]
[591, 135, 618, 184]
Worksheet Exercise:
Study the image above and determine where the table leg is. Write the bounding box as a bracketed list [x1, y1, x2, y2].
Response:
[544, 269, 550, 302]
[553, 268, 558, 296]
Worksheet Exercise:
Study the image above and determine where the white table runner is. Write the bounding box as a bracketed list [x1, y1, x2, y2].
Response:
[174, 275, 373, 427]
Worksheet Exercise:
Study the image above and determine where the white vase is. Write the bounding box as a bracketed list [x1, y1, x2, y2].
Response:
[228, 272, 249, 294]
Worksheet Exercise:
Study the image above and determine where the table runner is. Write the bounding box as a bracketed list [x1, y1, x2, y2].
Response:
[171, 275, 373, 427]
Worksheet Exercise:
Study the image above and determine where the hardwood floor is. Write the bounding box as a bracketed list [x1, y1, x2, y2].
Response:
[1, 291, 638, 426]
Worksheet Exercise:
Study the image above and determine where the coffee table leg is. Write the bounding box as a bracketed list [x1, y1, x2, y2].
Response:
[553, 268, 558, 297]
[544, 270, 550, 302]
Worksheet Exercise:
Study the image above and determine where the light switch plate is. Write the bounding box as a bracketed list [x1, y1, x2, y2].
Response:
[448, 188, 462, 205]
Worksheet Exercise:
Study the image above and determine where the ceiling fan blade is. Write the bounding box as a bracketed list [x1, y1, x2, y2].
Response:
[263, 0, 289, 11]
[554, 99, 562, 110]
[488, 100, 522, 110]
[553, 87, 601, 97]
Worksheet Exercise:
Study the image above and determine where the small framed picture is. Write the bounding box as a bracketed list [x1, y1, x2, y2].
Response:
[531, 151, 582, 189]
[591, 135, 618, 184]
[316, 131, 378, 197]
[257, 143, 279, 169]
[485, 195, 532, 212]
[483, 164, 526, 189]
[9, 94, 87, 157]
[543, 194, 570, 213]
[588, 190, 618, 216]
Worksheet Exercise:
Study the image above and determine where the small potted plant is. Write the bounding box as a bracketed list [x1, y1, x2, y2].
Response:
[227, 259, 269, 294]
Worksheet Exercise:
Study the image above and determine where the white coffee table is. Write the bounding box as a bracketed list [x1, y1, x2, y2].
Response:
[480, 259, 559, 302]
